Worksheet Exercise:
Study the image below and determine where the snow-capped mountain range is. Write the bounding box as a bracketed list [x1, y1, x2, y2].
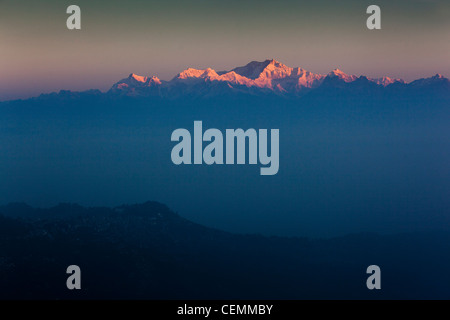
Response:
[107, 59, 447, 98]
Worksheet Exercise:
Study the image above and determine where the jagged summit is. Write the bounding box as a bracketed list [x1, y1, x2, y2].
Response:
[432, 73, 445, 80]
[109, 73, 161, 93]
[175, 68, 219, 80]
[372, 76, 404, 86]
[129, 73, 147, 83]
[231, 59, 287, 79]
[327, 69, 357, 82]
[330, 68, 345, 74]
[123, 73, 161, 84]
[410, 73, 449, 87]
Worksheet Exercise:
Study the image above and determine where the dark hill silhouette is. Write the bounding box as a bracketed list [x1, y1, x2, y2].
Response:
[0, 202, 449, 299]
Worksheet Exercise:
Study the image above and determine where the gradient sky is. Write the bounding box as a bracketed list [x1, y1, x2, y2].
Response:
[1, 0, 449, 100]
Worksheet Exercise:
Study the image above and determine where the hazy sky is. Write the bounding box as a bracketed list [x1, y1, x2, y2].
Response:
[1, 0, 449, 100]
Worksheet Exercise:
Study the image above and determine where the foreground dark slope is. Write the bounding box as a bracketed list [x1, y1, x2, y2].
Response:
[0, 202, 449, 299]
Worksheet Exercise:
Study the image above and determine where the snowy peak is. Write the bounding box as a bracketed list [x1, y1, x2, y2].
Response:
[371, 76, 404, 86]
[149, 76, 162, 85]
[109, 73, 161, 94]
[289, 68, 325, 89]
[257, 60, 293, 80]
[129, 73, 147, 83]
[231, 59, 293, 80]
[229, 59, 325, 90]
[327, 69, 357, 82]
[125, 73, 161, 85]
[231, 59, 276, 80]
[176, 68, 219, 80]
[410, 73, 449, 87]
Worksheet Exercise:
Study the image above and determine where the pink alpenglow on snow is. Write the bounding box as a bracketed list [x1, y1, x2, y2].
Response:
[109, 59, 443, 96]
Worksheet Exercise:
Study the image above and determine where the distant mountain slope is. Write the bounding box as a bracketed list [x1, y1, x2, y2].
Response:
[1, 201, 450, 299]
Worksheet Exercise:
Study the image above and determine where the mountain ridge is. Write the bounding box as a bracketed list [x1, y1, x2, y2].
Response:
[108, 59, 447, 98]
[1, 59, 448, 102]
